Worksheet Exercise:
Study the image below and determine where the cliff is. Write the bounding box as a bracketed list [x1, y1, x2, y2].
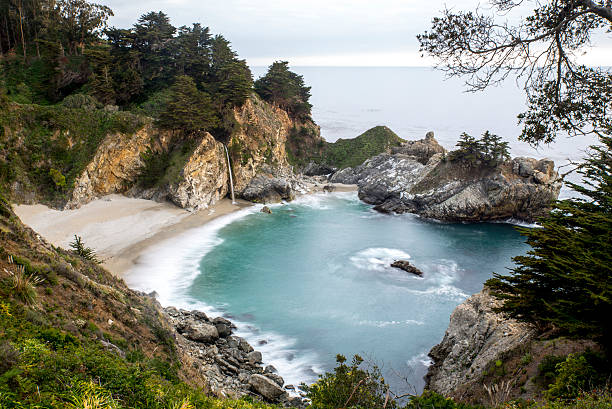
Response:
[60, 93, 320, 210]
[331, 132, 561, 222]
[425, 288, 601, 404]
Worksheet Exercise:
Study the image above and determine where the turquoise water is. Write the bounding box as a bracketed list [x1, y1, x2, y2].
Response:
[128, 192, 530, 394]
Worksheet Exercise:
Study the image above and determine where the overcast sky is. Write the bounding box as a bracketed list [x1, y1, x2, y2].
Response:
[99, 0, 612, 67]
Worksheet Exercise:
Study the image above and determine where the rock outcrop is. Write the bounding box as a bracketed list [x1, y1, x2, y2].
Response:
[164, 307, 305, 407]
[67, 122, 172, 208]
[425, 289, 537, 398]
[163, 133, 228, 211]
[390, 260, 423, 276]
[303, 162, 337, 176]
[241, 176, 295, 204]
[331, 133, 561, 222]
[390, 131, 446, 164]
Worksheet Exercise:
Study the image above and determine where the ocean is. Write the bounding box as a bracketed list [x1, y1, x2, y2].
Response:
[127, 67, 596, 396]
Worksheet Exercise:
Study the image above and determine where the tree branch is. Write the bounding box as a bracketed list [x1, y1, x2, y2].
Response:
[578, 0, 612, 23]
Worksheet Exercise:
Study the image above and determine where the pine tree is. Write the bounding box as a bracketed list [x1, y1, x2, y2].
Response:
[487, 136, 612, 346]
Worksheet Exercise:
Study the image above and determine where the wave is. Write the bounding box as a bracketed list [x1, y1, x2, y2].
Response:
[286, 191, 359, 210]
[125, 206, 260, 305]
[357, 319, 424, 328]
[350, 247, 412, 272]
[349, 250, 469, 302]
[496, 218, 542, 228]
[406, 352, 433, 369]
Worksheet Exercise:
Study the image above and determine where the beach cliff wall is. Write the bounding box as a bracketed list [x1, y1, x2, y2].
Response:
[66, 93, 320, 210]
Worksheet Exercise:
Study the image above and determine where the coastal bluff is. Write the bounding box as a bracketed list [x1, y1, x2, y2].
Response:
[330, 132, 561, 222]
[425, 288, 603, 404]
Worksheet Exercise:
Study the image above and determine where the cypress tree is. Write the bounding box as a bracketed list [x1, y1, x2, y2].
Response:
[487, 136, 612, 346]
[157, 75, 218, 135]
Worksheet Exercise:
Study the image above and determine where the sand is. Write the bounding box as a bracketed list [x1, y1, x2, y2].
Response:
[13, 183, 357, 277]
[14, 195, 253, 275]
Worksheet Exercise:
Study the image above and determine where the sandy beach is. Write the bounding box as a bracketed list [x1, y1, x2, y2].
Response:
[14, 195, 253, 275]
[13, 182, 357, 277]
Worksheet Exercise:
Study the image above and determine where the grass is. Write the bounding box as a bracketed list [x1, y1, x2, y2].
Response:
[287, 125, 405, 169]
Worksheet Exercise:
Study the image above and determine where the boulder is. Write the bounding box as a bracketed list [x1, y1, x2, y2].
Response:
[238, 337, 254, 353]
[246, 351, 263, 364]
[323, 184, 336, 192]
[249, 374, 286, 400]
[183, 322, 219, 343]
[261, 206, 272, 214]
[303, 162, 337, 176]
[215, 323, 232, 338]
[241, 176, 295, 204]
[390, 260, 423, 277]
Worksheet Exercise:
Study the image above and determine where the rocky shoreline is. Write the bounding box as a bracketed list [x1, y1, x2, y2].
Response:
[164, 307, 307, 407]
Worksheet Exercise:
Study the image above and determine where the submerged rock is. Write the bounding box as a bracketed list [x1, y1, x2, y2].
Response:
[261, 206, 272, 214]
[390, 260, 423, 276]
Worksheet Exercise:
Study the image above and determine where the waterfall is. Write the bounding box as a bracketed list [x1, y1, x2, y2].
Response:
[224, 145, 236, 205]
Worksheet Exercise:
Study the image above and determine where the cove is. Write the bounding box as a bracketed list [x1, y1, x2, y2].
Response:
[180, 192, 530, 393]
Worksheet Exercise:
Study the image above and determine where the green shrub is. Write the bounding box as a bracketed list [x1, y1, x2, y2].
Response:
[302, 354, 395, 409]
[545, 352, 609, 399]
[406, 390, 484, 409]
[69, 235, 101, 264]
[37, 328, 80, 350]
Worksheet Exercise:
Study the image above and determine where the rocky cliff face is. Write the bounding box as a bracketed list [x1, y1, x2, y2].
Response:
[66, 122, 169, 208]
[331, 133, 561, 222]
[425, 289, 537, 399]
[425, 289, 602, 404]
[230, 94, 293, 192]
[68, 94, 310, 210]
[132, 132, 230, 211]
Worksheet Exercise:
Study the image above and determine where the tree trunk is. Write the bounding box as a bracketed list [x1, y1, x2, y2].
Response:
[18, 0, 26, 61]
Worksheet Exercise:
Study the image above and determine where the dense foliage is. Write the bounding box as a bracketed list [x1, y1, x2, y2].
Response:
[321, 126, 405, 169]
[254, 61, 312, 121]
[487, 136, 612, 346]
[0, 102, 147, 204]
[302, 354, 396, 409]
[1, 1, 252, 140]
[448, 131, 511, 167]
[418, 0, 612, 144]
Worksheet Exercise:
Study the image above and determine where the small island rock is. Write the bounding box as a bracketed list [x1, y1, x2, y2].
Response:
[391, 260, 424, 276]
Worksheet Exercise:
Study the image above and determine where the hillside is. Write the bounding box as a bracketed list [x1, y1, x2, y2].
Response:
[287, 125, 404, 170]
[0, 194, 281, 408]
